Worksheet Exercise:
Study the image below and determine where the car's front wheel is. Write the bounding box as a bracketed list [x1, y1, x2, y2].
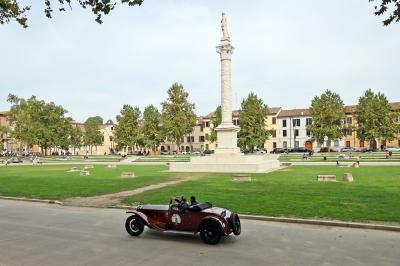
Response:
[125, 215, 144, 236]
[199, 221, 222, 245]
[230, 213, 241, 235]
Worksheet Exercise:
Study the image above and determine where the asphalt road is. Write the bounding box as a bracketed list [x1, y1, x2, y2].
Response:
[0, 200, 399, 266]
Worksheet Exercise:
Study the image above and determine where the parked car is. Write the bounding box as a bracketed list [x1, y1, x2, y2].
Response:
[10, 157, 23, 163]
[125, 197, 241, 245]
[340, 147, 355, 152]
[271, 148, 287, 154]
[385, 146, 400, 152]
[160, 151, 170, 155]
[289, 147, 308, 153]
[203, 150, 215, 155]
[319, 147, 339, 152]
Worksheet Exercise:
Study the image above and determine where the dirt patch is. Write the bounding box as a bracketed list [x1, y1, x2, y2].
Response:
[63, 175, 199, 208]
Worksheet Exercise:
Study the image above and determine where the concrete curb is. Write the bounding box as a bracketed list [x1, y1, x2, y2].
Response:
[0, 196, 63, 206]
[239, 214, 400, 232]
[1, 198, 399, 233]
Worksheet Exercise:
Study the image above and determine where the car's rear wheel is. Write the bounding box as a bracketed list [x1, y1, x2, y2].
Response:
[229, 213, 241, 235]
[199, 221, 222, 245]
[125, 215, 144, 236]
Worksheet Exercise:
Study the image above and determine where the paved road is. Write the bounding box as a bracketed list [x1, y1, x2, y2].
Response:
[0, 200, 399, 266]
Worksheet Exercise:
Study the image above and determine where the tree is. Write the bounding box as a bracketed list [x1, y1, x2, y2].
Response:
[209, 105, 221, 143]
[6, 94, 71, 155]
[83, 116, 103, 155]
[70, 125, 83, 155]
[369, 0, 400, 26]
[0, 0, 144, 28]
[355, 89, 398, 148]
[161, 83, 196, 152]
[142, 105, 163, 152]
[307, 90, 346, 148]
[237, 93, 270, 152]
[114, 104, 141, 152]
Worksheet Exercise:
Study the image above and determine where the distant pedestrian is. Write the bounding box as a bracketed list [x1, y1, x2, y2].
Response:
[389, 151, 393, 158]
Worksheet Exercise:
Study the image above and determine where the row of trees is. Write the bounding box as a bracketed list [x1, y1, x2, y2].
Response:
[308, 89, 400, 148]
[5, 94, 103, 155]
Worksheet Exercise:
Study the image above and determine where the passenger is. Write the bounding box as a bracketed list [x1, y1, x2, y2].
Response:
[190, 196, 198, 206]
[179, 196, 189, 213]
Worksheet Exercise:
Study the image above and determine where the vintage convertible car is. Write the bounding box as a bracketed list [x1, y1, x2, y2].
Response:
[125, 198, 241, 244]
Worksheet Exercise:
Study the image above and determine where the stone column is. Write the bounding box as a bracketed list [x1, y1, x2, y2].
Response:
[214, 15, 240, 155]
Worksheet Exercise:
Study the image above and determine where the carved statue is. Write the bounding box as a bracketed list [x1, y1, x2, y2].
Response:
[221, 12, 229, 40]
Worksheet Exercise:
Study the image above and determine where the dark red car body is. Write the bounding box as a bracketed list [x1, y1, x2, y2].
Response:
[125, 201, 241, 244]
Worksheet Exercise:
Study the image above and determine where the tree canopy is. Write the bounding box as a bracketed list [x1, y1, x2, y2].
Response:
[355, 89, 399, 146]
[0, 0, 144, 28]
[161, 82, 196, 151]
[83, 116, 103, 154]
[209, 105, 221, 143]
[307, 90, 346, 146]
[237, 92, 270, 152]
[370, 0, 400, 25]
[142, 105, 163, 151]
[6, 94, 72, 155]
[114, 104, 141, 151]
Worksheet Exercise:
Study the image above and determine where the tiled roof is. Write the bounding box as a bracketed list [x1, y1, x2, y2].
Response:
[204, 107, 281, 119]
[277, 108, 310, 117]
[345, 102, 400, 114]
[0, 111, 8, 115]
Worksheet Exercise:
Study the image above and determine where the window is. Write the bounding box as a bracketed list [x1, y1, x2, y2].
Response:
[283, 130, 287, 137]
[293, 119, 300, 127]
[294, 129, 299, 137]
[111, 126, 114, 131]
[205, 121, 210, 128]
[294, 141, 299, 148]
[272, 130, 276, 138]
[306, 130, 311, 137]
[205, 144, 209, 150]
[282, 120, 287, 127]
[346, 117, 352, 124]
[199, 136, 205, 142]
[306, 118, 313, 126]
[360, 141, 364, 148]
[273, 142, 277, 148]
[191, 136, 194, 142]
[109, 136, 113, 142]
[187, 137, 191, 142]
[346, 141, 351, 148]
[272, 117, 276, 124]
[283, 141, 287, 149]
[200, 125, 204, 132]
[346, 129, 352, 136]
[236, 119, 240, 126]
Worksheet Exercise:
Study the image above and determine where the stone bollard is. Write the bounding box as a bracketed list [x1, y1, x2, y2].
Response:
[317, 175, 337, 182]
[343, 173, 354, 182]
[233, 175, 251, 182]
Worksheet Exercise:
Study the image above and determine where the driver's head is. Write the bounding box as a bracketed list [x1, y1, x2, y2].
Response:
[181, 196, 187, 202]
[190, 196, 196, 202]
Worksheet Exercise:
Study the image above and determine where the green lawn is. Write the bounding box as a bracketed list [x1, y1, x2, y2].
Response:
[135, 155, 191, 163]
[123, 166, 400, 223]
[0, 164, 177, 200]
[279, 152, 400, 162]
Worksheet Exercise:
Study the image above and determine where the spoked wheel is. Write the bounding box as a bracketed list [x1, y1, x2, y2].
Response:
[200, 221, 222, 245]
[229, 213, 241, 235]
[125, 215, 145, 236]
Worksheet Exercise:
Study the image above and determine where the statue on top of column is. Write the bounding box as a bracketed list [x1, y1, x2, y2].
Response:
[221, 12, 230, 40]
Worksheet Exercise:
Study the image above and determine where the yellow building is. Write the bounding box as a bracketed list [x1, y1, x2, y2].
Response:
[344, 102, 400, 149]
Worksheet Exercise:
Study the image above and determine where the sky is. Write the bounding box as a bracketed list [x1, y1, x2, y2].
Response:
[0, 0, 399, 122]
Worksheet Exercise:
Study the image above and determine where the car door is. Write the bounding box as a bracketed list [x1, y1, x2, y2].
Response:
[168, 208, 197, 232]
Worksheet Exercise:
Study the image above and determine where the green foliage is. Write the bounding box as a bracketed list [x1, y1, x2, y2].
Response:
[84, 116, 103, 154]
[209, 105, 221, 143]
[114, 104, 141, 151]
[237, 92, 270, 151]
[369, 0, 400, 25]
[70, 125, 83, 154]
[142, 105, 164, 150]
[355, 89, 399, 145]
[161, 82, 196, 150]
[0, 0, 143, 28]
[308, 90, 346, 146]
[6, 94, 72, 155]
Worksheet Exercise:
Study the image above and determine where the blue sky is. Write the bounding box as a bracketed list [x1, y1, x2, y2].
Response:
[1, 0, 399, 122]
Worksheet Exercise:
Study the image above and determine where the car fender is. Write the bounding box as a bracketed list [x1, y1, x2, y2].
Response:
[126, 211, 150, 226]
[197, 216, 230, 236]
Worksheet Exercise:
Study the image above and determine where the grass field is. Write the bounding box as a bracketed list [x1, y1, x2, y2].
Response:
[279, 152, 400, 162]
[135, 155, 191, 163]
[0, 164, 177, 200]
[40, 155, 122, 163]
[124, 166, 400, 223]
